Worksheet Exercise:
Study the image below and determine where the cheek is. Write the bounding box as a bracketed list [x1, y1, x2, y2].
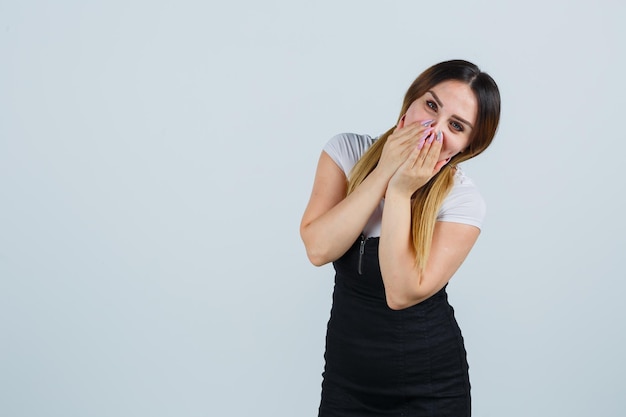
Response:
[406, 110, 428, 125]
[404, 102, 428, 124]
[443, 136, 470, 155]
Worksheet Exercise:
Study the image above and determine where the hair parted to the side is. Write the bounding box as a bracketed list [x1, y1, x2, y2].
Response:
[347, 59, 501, 272]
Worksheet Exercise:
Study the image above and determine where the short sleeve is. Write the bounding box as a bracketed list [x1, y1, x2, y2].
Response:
[437, 169, 486, 229]
[323, 133, 375, 176]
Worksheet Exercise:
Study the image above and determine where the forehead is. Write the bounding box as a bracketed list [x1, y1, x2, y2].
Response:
[428, 80, 478, 124]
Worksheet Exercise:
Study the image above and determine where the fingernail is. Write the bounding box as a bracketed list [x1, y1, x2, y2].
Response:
[419, 128, 433, 142]
[436, 131, 443, 142]
[421, 119, 434, 127]
[427, 133, 435, 144]
[417, 139, 425, 150]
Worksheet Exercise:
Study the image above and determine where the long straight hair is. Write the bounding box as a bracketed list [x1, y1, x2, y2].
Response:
[347, 60, 501, 272]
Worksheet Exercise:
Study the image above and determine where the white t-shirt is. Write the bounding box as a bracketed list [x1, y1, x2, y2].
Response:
[323, 132, 486, 237]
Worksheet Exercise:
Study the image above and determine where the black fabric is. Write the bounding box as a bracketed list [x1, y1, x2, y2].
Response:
[319, 237, 471, 417]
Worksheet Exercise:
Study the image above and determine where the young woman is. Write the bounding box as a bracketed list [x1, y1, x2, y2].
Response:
[300, 60, 501, 416]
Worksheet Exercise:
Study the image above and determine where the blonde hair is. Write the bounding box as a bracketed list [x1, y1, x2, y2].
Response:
[347, 60, 501, 272]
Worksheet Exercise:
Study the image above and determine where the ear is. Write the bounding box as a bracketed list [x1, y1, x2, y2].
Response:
[397, 114, 406, 129]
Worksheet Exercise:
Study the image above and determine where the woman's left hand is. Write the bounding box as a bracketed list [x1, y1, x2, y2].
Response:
[387, 130, 449, 197]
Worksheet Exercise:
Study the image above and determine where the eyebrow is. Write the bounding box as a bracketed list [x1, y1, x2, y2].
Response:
[428, 90, 475, 129]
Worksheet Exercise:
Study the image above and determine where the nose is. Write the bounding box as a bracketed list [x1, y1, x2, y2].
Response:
[429, 117, 442, 129]
[429, 120, 447, 148]
[428, 118, 444, 136]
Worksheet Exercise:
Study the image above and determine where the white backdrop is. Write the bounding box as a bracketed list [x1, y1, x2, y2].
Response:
[2, 1, 625, 416]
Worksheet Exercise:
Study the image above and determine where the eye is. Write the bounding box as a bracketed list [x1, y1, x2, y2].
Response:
[450, 121, 464, 132]
[425, 100, 438, 111]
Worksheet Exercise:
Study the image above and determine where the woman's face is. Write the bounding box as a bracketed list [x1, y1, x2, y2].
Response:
[403, 80, 478, 163]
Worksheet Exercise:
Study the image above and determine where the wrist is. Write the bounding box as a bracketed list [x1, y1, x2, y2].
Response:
[368, 167, 394, 198]
[371, 165, 394, 182]
[385, 186, 413, 201]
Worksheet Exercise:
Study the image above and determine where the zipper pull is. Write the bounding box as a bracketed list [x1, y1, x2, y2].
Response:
[358, 235, 365, 275]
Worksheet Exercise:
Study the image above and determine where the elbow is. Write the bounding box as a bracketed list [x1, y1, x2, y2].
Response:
[383, 282, 425, 311]
[300, 229, 332, 266]
[384, 285, 416, 310]
[305, 244, 331, 266]
[385, 289, 431, 310]
[307, 252, 329, 267]
[380, 264, 430, 310]
[385, 294, 415, 311]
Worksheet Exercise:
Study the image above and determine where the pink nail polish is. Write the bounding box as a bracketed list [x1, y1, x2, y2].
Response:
[419, 129, 433, 142]
[427, 133, 435, 144]
[417, 139, 425, 150]
[421, 119, 434, 127]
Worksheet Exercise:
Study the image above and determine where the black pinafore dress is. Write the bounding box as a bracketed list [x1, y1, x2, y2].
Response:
[318, 237, 471, 417]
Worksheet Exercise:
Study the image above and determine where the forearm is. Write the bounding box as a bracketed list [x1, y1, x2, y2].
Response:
[379, 189, 423, 309]
[301, 168, 389, 265]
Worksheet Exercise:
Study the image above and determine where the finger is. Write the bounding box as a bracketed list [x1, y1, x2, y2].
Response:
[395, 120, 433, 138]
[413, 130, 438, 167]
[391, 127, 433, 162]
[415, 128, 434, 149]
[423, 131, 443, 168]
[433, 157, 450, 173]
[408, 120, 434, 137]
[407, 141, 423, 169]
[407, 129, 431, 162]
[413, 130, 435, 164]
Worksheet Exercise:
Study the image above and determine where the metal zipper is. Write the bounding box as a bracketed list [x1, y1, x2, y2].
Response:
[357, 235, 366, 275]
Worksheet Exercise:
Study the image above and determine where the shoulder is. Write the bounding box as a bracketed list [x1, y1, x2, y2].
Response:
[323, 133, 376, 176]
[437, 166, 487, 229]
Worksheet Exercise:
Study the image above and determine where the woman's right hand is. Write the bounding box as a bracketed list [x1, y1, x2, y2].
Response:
[375, 118, 434, 180]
